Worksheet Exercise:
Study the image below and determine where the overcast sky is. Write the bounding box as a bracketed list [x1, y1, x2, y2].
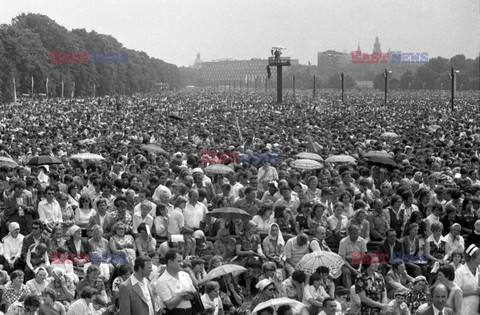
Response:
[1, 0, 479, 67]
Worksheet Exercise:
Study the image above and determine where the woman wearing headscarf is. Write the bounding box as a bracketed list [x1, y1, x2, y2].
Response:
[65, 225, 90, 266]
[454, 244, 480, 315]
[250, 279, 277, 312]
[47, 268, 75, 311]
[262, 223, 285, 269]
[2, 222, 25, 273]
[444, 223, 465, 261]
[25, 267, 49, 297]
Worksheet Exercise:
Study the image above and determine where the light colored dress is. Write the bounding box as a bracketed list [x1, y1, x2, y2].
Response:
[454, 264, 480, 315]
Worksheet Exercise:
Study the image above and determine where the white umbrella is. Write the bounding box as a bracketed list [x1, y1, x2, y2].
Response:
[290, 159, 323, 170]
[381, 132, 400, 138]
[251, 297, 307, 315]
[325, 155, 356, 163]
[70, 153, 105, 161]
[295, 251, 344, 279]
[295, 152, 323, 162]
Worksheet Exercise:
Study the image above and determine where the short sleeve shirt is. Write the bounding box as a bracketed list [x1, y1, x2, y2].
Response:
[157, 270, 195, 309]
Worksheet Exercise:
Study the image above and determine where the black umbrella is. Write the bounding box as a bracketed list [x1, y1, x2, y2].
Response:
[363, 155, 398, 168]
[27, 155, 62, 166]
[169, 114, 183, 121]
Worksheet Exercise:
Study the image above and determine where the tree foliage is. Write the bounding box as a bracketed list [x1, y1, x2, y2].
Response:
[0, 13, 183, 103]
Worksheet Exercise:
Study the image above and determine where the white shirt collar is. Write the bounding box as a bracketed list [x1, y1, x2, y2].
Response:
[432, 304, 444, 315]
[130, 274, 146, 286]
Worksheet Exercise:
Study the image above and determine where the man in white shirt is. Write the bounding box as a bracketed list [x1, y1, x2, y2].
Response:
[183, 189, 207, 230]
[37, 186, 63, 231]
[133, 202, 154, 236]
[156, 250, 196, 315]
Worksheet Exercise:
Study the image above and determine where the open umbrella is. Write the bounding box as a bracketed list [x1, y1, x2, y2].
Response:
[295, 251, 344, 279]
[251, 298, 307, 315]
[200, 264, 247, 283]
[141, 144, 167, 155]
[290, 159, 323, 170]
[363, 155, 398, 168]
[381, 132, 400, 138]
[204, 164, 234, 175]
[325, 155, 356, 163]
[295, 152, 323, 162]
[209, 207, 252, 220]
[70, 153, 105, 161]
[27, 156, 62, 166]
[0, 157, 18, 168]
[168, 114, 183, 121]
[361, 151, 393, 159]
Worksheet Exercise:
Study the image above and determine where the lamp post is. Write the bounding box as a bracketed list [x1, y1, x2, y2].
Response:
[341, 73, 345, 104]
[448, 67, 460, 111]
[408, 82, 411, 90]
[293, 74, 295, 98]
[383, 69, 392, 104]
[440, 82, 444, 90]
[313, 75, 316, 98]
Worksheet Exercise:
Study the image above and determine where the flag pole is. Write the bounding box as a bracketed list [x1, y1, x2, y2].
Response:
[13, 77, 17, 102]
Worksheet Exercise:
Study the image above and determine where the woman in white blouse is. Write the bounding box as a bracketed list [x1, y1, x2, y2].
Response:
[252, 203, 275, 234]
[444, 223, 465, 261]
[75, 194, 96, 230]
[2, 222, 24, 273]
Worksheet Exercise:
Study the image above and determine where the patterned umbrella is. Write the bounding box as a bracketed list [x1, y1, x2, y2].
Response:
[200, 264, 247, 283]
[295, 251, 344, 279]
[325, 155, 356, 163]
[295, 152, 324, 162]
[209, 207, 252, 220]
[0, 157, 18, 168]
[204, 164, 234, 174]
[70, 153, 105, 161]
[27, 156, 62, 166]
[251, 298, 307, 315]
[361, 151, 393, 159]
[290, 159, 323, 170]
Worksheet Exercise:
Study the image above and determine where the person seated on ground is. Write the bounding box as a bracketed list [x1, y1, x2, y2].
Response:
[307, 203, 329, 237]
[259, 261, 283, 290]
[339, 224, 367, 290]
[39, 287, 66, 315]
[2, 222, 25, 273]
[262, 223, 285, 269]
[135, 222, 156, 258]
[201, 281, 224, 315]
[24, 243, 50, 282]
[109, 221, 136, 265]
[250, 279, 277, 312]
[280, 270, 306, 302]
[284, 233, 309, 277]
[3, 270, 31, 311]
[368, 199, 389, 242]
[310, 226, 331, 252]
[316, 266, 335, 298]
[5, 294, 41, 315]
[386, 288, 411, 315]
[443, 223, 465, 261]
[385, 260, 414, 300]
[65, 225, 90, 266]
[327, 202, 348, 242]
[193, 230, 215, 262]
[132, 201, 154, 238]
[274, 205, 297, 236]
[111, 264, 133, 302]
[405, 276, 428, 313]
[302, 272, 329, 315]
[213, 228, 237, 263]
[25, 267, 49, 297]
[76, 265, 108, 305]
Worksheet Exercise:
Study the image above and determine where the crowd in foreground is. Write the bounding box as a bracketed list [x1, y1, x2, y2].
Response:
[0, 89, 479, 315]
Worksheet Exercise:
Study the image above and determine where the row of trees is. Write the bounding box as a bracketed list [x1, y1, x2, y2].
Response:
[0, 13, 182, 103]
[373, 55, 479, 90]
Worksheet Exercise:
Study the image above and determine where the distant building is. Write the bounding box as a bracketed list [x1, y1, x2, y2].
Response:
[193, 53, 202, 70]
[198, 57, 299, 85]
[317, 37, 422, 82]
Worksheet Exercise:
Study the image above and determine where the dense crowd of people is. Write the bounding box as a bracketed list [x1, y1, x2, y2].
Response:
[0, 89, 478, 315]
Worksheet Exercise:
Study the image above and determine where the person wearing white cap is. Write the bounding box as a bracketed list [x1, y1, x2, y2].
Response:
[2, 222, 25, 273]
[454, 244, 480, 315]
[250, 279, 276, 312]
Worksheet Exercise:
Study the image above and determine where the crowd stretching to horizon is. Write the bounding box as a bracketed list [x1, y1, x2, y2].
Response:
[0, 89, 478, 315]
